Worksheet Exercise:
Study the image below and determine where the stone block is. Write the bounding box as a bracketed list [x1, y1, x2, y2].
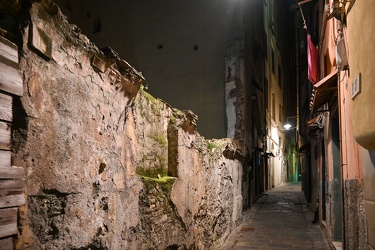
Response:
[30, 23, 52, 60]
[92, 56, 106, 73]
[366, 201, 375, 248]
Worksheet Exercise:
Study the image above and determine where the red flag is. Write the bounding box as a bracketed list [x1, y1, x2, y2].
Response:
[307, 34, 319, 84]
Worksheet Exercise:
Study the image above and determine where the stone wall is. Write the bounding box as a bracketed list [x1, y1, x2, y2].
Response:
[8, 1, 243, 249]
[325, 179, 368, 248]
[344, 179, 367, 249]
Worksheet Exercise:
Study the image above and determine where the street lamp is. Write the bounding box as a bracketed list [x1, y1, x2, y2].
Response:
[283, 116, 299, 182]
[284, 123, 293, 130]
[283, 116, 297, 130]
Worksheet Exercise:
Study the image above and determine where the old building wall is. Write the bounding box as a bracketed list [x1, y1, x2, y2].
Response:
[14, 2, 144, 249]
[346, 0, 375, 248]
[337, 31, 367, 248]
[54, 0, 235, 139]
[7, 1, 243, 249]
[308, 1, 368, 247]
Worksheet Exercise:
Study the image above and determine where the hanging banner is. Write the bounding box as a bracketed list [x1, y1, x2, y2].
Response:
[307, 34, 319, 84]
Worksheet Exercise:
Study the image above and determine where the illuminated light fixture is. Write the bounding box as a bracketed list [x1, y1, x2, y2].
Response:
[283, 116, 297, 130]
[284, 123, 292, 130]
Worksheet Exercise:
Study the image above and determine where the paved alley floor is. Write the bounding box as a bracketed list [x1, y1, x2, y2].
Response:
[216, 182, 331, 250]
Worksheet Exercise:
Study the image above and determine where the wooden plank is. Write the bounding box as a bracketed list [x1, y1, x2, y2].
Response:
[0, 222, 17, 238]
[0, 38, 18, 68]
[0, 194, 25, 208]
[0, 208, 17, 237]
[0, 36, 18, 63]
[0, 122, 11, 150]
[0, 92, 12, 122]
[0, 166, 25, 179]
[0, 150, 11, 168]
[0, 237, 13, 249]
[0, 62, 23, 96]
[0, 180, 25, 195]
[0, 207, 17, 221]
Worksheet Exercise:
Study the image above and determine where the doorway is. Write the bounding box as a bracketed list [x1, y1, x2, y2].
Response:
[331, 111, 343, 242]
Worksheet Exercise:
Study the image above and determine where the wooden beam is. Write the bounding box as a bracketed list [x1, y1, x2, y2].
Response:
[0, 36, 18, 64]
[0, 166, 25, 179]
[0, 222, 17, 238]
[0, 150, 11, 168]
[0, 122, 11, 150]
[0, 207, 17, 221]
[0, 208, 18, 238]
[0, 236, 14, 249]
[0, 180, 25, 195]
[0, 194, 25, 208]
[0, 92, 12, 122]
[0, 62, 23, 96]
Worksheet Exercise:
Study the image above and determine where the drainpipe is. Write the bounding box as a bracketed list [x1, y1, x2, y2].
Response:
[320, 3, 329, 50]
[336, 19, 347, 248]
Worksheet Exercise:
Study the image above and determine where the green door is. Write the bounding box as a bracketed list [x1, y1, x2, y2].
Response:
[332, 111, 343, 242]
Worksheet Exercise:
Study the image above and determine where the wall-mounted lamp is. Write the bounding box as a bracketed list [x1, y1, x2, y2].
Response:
[284, 123, 293, 130]
[283, 116, 297, 130]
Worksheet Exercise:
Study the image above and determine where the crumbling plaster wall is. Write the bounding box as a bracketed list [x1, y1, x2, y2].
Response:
[11, 1, 243, 249]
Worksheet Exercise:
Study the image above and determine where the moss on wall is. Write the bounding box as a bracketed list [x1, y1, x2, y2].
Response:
[140, 176, 176, 198]
[136, 166, 168, 178]
[150, 133, 167, 146]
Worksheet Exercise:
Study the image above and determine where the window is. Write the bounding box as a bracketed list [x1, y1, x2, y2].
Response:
[93, 17, 101, 33]
[65, 0, 72, 12]
[264, 78, 268, 110]
[265, 34, 268, 60]
[271, 48, 275, 74]
[278, 64, 282, 88]
[272, 93, 275, 120]
[279, 105, 283, 122]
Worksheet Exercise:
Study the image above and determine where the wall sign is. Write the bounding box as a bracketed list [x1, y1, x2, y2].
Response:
[351, 73, 361, 100]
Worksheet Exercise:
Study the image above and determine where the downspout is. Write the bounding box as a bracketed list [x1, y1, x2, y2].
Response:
[320, 4, 328, 50]
[337, 21, 347, 248]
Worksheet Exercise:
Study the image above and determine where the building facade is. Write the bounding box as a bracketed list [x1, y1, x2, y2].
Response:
[264, 0, 294, 189]
[224, 0, 294, 208]
[298, 0, 373, 248]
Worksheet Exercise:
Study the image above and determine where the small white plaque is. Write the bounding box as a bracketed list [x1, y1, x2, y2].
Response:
[351, 73, 361, 100]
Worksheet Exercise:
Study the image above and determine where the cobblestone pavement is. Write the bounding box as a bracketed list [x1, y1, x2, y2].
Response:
[216, 182, 332, 250]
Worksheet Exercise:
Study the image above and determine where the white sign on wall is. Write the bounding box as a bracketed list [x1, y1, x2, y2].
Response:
[351, 73, 361, 100]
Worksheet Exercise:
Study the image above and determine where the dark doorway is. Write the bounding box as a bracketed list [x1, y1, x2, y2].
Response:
[332, 111, 343, 242]
[321, 140, 327, 221]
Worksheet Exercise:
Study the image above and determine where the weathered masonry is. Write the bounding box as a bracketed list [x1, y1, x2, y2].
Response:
[0, 1, 244, 249]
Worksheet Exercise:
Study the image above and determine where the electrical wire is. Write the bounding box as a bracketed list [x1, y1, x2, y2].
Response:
[298, 2, 308, 31]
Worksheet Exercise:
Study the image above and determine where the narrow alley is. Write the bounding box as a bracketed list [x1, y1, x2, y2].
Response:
[1, 1, 375, 249]
[217, 182, 331, 250]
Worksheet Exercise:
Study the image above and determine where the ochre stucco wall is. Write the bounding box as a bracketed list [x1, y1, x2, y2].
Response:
[347, 0, 375, 248]
[347, 0, 375, 150]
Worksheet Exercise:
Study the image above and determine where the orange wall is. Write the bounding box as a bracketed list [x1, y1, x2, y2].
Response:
[346, 0, 375, 247]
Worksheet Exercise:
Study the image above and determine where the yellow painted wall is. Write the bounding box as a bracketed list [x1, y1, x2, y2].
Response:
[347, 0, 375, 150]
[347, 1, 375, 248]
